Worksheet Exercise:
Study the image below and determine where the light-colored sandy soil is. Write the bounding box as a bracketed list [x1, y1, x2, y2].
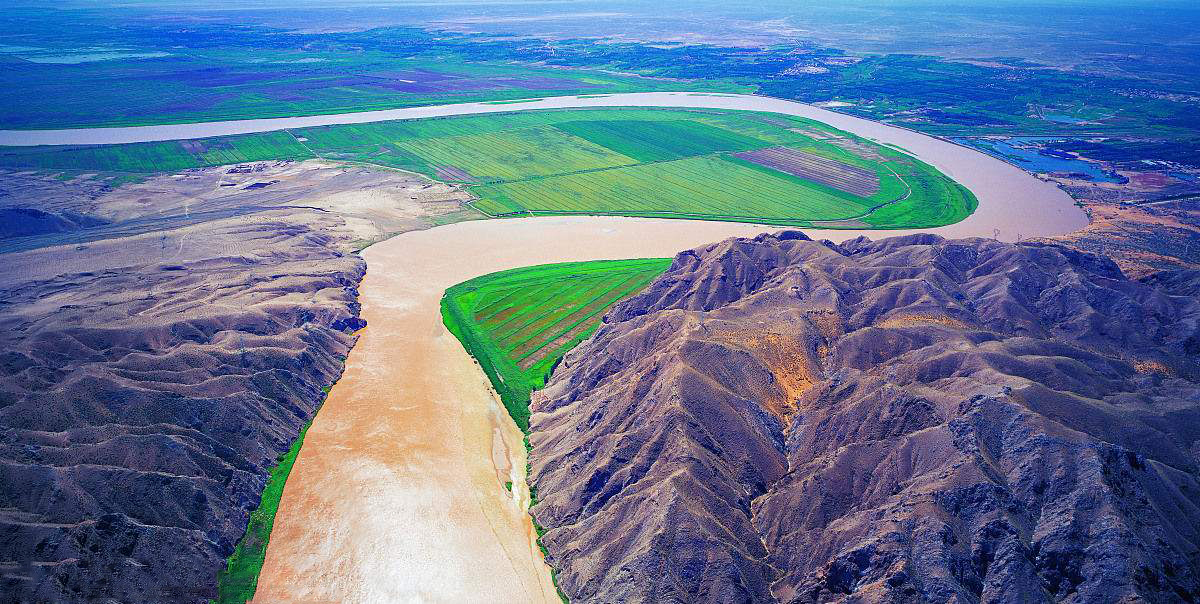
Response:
[1045, 200, 1200, 277]
[88, 159, 474, 243]
[0, 160, 480, 257]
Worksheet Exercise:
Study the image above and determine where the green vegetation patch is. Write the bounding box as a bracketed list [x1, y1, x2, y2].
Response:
[215, 416, 315, 603]
[394, 126, 637, 182]
[861, 170, 977, 228]
[471, 155, 875, 222]
[0, 107, 977, 229]
[552, 118, 770, 162]
[441, 258, 670, 431]
[0, 131, 312, 174]
[442, 258, 672, 602]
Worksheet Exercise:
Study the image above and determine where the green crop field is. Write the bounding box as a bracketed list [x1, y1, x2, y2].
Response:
[0, 130, 312, 174]
[0, 107, 977, 228]
[394, 126, 637, 181]
[441, 258, 670, 604]
[441, 258, 671, 431]
[469, 155, 876, 221]
[552, 118, 768, 162]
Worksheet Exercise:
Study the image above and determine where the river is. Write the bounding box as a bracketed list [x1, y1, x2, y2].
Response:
[252, 218, 786, 602]
[0, 92, 1087, 241]
[23, 93, 1082, 601]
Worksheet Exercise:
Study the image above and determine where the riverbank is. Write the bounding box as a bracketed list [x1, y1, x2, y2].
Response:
[0, 92, 1086, 241]
[251, 91, 1088, 600]
[255, 194, 1086, 601]
[252, 218, 776, 602]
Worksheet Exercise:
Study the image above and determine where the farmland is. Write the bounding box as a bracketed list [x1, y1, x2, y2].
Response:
[441, 258, 671, 431]
[393, 126, 636, 181]
[732, 146, 881, 196]
[0, 107, 977, 228]
[0, 130, 313, 174]
[468, 155, 876, 222]
[0, 14, 750, 130]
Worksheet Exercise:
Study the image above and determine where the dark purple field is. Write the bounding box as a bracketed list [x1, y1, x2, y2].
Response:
[359, 68, 597, 94]
[147, 66, 598, 106]
[733, 146, 881, 197]
[434, 165, 474, 181]
[149, 68, 279, 88]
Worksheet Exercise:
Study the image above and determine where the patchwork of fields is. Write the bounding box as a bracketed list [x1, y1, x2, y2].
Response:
[2, 44, 748, 129]
[0, 107, 977, 228]
[441, 258, 671, 430]
[732, 146, 881, 196]
[469, 155, 875, 221]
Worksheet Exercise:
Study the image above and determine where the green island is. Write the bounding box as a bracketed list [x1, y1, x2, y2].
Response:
[441, 257, 674, 603]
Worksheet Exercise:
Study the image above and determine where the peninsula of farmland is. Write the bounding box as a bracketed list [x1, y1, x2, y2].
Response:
[0, 108, 977, 229]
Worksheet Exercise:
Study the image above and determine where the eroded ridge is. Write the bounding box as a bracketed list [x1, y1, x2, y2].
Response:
[0, 214, 366, 601]
[529, 231, 1200, 603]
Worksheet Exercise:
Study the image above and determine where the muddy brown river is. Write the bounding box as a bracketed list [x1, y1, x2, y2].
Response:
[254, 214, 1081, 602]
[252, 218, 784, 602]
[12, 93, 1082, 601]
[0, 92, 1087, 241]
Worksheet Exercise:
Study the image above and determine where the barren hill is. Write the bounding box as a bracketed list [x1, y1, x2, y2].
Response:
[0, 161, 471, 602]
[0, 211, 365, 602]
[529, 232, 1200, 603]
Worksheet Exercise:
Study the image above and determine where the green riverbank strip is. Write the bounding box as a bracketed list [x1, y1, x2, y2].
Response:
[441, 258, 673, 603]
[441, 258, 670, 430]
[214, 411, 318, 603]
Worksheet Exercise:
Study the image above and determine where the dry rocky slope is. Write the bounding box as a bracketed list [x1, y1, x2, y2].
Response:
[1044, 198, 1200, 279]
[0, 162, 470, 602]
[529, 232, 1200, 603]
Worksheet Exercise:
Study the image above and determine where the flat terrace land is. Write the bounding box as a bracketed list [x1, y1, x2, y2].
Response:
[442, 258, 671, 431]
[1, 48, 750, 129]
[0, 107, 978, 229]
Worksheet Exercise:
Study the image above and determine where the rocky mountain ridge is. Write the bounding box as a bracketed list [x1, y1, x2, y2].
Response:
[528, 232, 1200, 603]
[0, 160, 471, 602]
[0, 209, 367, 602]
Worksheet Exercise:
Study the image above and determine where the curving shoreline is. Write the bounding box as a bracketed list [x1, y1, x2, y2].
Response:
[0, 92, 1088, 242]
[244, 94, 1086, 601]
[253, 218, 780, 602]
[1, 92, 946, 147]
